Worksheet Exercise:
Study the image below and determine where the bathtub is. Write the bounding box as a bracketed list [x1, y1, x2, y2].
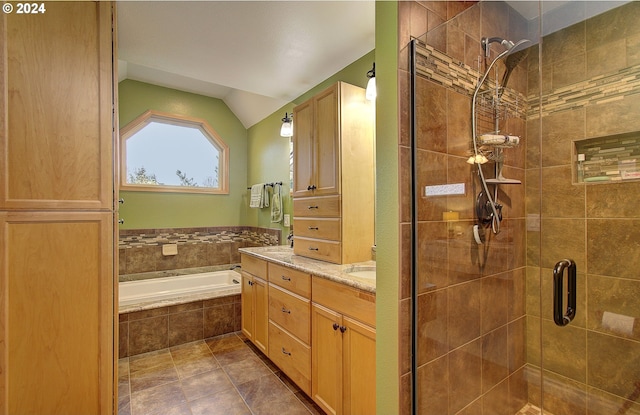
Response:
[119, 269, 242, 311]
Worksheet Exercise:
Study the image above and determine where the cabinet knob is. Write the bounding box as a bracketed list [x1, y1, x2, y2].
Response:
[281, 347, 292, 356]
[308, 247, 319, 251]
[307, 205, 319, 210]
[340, 326, 347, 333]
[281, 307, 291, 314]
[307, 185, 317, 191]
[118, 198, 125, 204]
[118, 218, 125, 224]
[248, 280, 254, 286]
[281, 275, 291, 281]
[308, 226, 319, 230]
[332, 323, 340, 331]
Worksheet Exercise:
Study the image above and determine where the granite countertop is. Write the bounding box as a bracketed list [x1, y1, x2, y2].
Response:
[238, 246, 376, 294]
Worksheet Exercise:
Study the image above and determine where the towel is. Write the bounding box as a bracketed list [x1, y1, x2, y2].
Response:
[271, 183, 283, 223]
[250, 183, 265, 208]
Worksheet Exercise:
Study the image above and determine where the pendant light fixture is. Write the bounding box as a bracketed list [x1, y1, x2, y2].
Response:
[280, 112, 293, 137]
[366, 62, 376, 101]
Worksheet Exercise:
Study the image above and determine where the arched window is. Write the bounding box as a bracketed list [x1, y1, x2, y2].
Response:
[120, 110, 229, 194]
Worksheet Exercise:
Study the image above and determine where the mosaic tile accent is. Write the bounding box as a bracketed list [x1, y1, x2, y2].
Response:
[414, 42, 640, 123]
[414, 41, 527, 122]
[528, 63, 640, 119]
[119, 226, 280, 248]
[576, 132, 640, 182]
[119, 226, 281, 275]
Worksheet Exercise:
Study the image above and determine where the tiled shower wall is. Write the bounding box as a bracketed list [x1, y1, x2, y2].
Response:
[398, 2, 529, 414]
[119, 226, 280, 276]
[525, 3, 640, 414]
[398, 1, 640, 415]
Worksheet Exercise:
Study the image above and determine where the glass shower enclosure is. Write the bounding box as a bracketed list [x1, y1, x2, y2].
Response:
[405, 1, 640, 414]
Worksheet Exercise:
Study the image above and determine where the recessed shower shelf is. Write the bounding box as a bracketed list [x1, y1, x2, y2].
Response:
[485, 178, 521, 184]
[574, 131, 640, 183]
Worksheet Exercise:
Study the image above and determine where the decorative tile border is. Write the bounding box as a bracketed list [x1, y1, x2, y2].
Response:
[527, 63, 640, 119]
[414, 42, 640, 121]
[414, 41, 527, 121]
[119, 226, 280, 248]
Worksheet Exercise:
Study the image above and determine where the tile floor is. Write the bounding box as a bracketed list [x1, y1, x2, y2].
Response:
[118, 332, 324, 415]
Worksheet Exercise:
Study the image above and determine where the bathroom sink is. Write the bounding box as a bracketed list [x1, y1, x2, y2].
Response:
[344, 266, 376, 280]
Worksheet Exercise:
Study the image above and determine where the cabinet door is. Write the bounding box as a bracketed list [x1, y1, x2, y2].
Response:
[343, 316, 376, 415]
[0, 212, 114, 415]
[253, 277, 269, 354]
[241, 272, 254, 341]
[0, 2, 114, 210]
[314, 84, 340, 196]
[292, 99, 315, 197]
[312, 303, 343, 415]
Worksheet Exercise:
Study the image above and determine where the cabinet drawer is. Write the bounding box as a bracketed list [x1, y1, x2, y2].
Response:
[294, 218, 341, 241]
[312, 276, 376, 327]
[294, 237, 341, 264]
[241, 254, 268, 280]
[269, 285, 310, 344]
[293, 196, 340, 217]
[268, 262, 311, 298]
[269, 321, 311, 395]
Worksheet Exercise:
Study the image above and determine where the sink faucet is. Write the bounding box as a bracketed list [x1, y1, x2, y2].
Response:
[287, 231, 294, 248]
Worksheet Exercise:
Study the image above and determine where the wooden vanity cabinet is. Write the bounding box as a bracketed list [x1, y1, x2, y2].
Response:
[292, 82, 374, 264]
[267, 263, 312, 395]
[240, 254, 269, 354]
[311, 276, 376, 415]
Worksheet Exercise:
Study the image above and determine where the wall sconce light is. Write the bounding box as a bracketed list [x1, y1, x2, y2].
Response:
[366, 62, 376, 101]
[280, 112, 293, 137]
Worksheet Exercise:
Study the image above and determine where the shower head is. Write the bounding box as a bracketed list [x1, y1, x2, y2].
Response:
[481, 37, 530, 58]
[482, 37, 515, 57]
[501, 39, 531, 89]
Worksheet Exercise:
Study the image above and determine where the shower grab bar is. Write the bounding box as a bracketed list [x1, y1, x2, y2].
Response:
[553, 259, 577, 327]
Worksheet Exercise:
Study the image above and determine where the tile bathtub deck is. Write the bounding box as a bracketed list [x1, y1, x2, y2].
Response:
[118, 332, 324, 415]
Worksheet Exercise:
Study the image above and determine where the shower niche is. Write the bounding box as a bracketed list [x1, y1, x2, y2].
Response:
[574, 131, 640, 183]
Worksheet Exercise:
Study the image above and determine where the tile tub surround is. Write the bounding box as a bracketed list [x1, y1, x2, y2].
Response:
[119, 294, 242, 358]
[119, 226, 281, 275]
[238, 245, 376, 294]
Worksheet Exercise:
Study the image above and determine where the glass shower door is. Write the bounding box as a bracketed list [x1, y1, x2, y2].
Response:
[533, 2, 640, 414]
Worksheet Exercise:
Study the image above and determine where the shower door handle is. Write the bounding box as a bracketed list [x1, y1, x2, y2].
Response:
[553, 259, 577, 326]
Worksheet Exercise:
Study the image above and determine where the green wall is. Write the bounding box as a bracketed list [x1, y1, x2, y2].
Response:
[118, 80, 248, 229]
[119, 50, 375, 232]
[375, 2, 400, 413]
[117, 9, 400, 412]
[244, 50, 376, 234]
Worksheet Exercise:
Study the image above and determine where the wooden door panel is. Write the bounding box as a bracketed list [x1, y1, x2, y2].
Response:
[0, 2, 113, 209]
[343, 316, 376, 415]
[311, 303, 342, 415]
[0, 212, 113, 415]
[314, 85, 339, 195]
[292, 99, 314, 197]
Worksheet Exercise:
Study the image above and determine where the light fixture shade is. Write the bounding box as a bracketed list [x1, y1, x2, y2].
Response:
[280, 112, 293, 137]
[365, 62, 376, 101]
[366, 77, 377, 101]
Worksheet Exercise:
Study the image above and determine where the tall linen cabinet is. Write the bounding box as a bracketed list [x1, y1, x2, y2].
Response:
[292, 82, 374, 264]
[0, 3, 117, 414]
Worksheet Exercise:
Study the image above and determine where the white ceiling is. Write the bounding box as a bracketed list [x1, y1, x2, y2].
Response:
[117, 1, 376, 128]
[118, 1, 628, 129]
